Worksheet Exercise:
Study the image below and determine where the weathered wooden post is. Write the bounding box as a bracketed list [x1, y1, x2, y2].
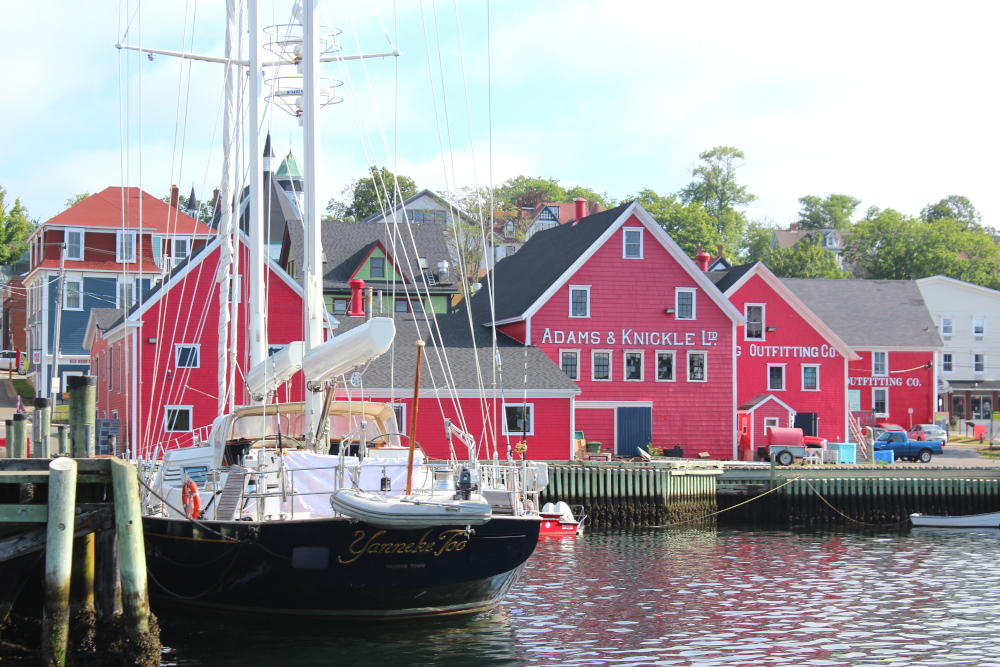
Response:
[68, 376, 97, 459]
[57, 424, 70, 455]
[33, 396, 51, 458]
[42, 457, 78, 667]
[9, 412, 28, 458]
[109, 458, 150, 638]
[94, 528, 121, 622]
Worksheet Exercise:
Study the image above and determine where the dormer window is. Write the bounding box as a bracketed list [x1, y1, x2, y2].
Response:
[371, 257, 385, 278]
[116, 231, 136, 263]
[503, 222, 515, 237]
[65, 228, 83, 261]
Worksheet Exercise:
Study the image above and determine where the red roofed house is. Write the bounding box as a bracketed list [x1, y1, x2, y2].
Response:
[24, 186, 216, 399]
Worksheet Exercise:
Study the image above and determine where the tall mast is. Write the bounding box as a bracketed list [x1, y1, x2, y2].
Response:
[302, 0, 325, 437]
[248, 0, 267, 372]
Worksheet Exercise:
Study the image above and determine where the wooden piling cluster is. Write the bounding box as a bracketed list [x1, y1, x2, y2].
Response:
[539, 461, 722, 527]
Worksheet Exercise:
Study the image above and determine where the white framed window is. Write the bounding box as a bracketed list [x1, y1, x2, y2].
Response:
[974, 353, 986, 374]
[688, 351, 707, 382]
[872, 351, 887, 376]
[745, 304, 764, 340]
[873, 388, 888, 417]
[941, 353, 953, 373]
[675, 288, 696, 320]
[332, 298, 348, 314]
[502, 403, 533, 436]
[164, 406, 193, 433]
[592, 351, 611, 381]
[116, 231, 137, 263]
[175, 344, 200, 369]
[390, 403, 406, 436]
[65, 228, 84, 261]
[117, 278, 137, 309]
[941, 315, 954, 337]
[624, 351, 643, 381]
[767, 364, 786, 391]
[171, 236, 191, 267]
[152, 236, 164, 268]
[569, 285, 590, 318]
[560, 350, 579, 380]
[764, 417, 780, 431]
[623, 228, 643, 259]
[802, 364, 819, 391]
[656, 351, 675, 381]
[63, 275, 83, 310]
[973, 316, 986, 337]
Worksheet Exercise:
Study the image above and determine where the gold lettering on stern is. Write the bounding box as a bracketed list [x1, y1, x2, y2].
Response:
[336, 528, 470, 565]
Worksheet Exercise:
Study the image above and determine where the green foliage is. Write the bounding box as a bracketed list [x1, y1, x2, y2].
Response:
[440, 186, 510, 290]
[920, 195, 984, 231]
[0, 186, 36, 266]
[633, 188, 720, 256]
[565, 185, 616, 210]
[739, 218, 777, 264]
[160, 193, 214, 225]
[326, 167, 418, 222]
[65, 192, 91, 208]
[795, 193, 860, 231]
[843, 207, 923, 280]
[495, 176, 566, 210]
[12, 378, 35, 399]
[763, 235, 849, 279]
[679, 146, 756, 250]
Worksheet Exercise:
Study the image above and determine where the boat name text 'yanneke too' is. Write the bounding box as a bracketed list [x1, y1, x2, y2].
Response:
[338, 528, 470, 564]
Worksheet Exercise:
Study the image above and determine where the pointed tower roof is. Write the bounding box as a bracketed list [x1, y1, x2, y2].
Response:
[187, 186, 198, 213]
[263, 133, 275, 158]
[276, 151, 303, 181]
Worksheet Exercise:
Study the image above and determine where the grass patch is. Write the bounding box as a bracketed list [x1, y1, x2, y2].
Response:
[53, 404, 69, 424]
[977, 448, 1000, 460]
[11, 379, 34, 399]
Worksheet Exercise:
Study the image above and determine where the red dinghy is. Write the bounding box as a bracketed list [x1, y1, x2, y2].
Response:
[539, 501, 586, 536]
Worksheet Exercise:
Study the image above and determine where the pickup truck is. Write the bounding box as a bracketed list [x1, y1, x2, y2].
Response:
[872, 430, 944, 463]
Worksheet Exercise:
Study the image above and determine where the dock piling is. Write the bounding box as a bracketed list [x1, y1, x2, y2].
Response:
[42, 457, 78, 667]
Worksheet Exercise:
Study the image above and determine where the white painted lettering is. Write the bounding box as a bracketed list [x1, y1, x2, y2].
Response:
[542, 329, 553, 344]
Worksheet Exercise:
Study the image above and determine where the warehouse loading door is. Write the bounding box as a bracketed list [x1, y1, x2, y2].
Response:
[616, 407, 652, 457]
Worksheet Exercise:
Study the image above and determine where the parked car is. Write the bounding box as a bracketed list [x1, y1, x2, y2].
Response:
[908, 424, 949, 443]
[0, 351, 25, 374]
[873, 430, 945, 463]
[876, 423, 906, 432]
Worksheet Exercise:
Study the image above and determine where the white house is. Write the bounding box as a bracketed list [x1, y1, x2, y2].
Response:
[916, 276, 1000, 420]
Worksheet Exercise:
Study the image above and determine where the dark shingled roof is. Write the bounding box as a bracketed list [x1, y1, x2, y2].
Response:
[286, 221, 458, 294]
[706, 262, 758, 293]
[470, 202, 633, 324]
[737, 393, 784, 411]
[781, 279, 943, 348]
[330, 314, 579, 393]
[91, 308, 126, 331]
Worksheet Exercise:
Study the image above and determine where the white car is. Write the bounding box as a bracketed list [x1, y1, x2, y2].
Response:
[0, 351, 25, 374]
[908, 423, 949, 443]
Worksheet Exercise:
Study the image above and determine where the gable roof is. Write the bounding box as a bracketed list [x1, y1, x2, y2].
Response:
[40, 187, 216, 236]
[738, 393, 796, 413]
[472, 201, 744, 328]
[358, 188, 472, 224]
[710, 262, 860, 361]
[82, 308, 126, 349]
[284, 220, 458, 293]
[916, 275, 1000, 300]
[781, 278, 943, 349]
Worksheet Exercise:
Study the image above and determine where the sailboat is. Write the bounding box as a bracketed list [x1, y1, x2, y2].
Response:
[135, 1, 544, 619]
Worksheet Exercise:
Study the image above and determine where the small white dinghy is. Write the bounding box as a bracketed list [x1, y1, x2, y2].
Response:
[910, 511, 1000, 528]
[330, 488, 493, 530]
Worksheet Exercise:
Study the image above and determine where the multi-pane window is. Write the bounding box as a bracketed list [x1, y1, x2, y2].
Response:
[165, 407, 193, 432]
[407, 210, 446, 224]
[745, 305, 763, 339]
[688, 352, 706, 382]
[175, 344, 200, 369]
[624, 352, 643, 381]
[802, 365, 819, 391]
[502, 404, 533, 436]
[974, 316, 986, 336]
[370, 257, 385, 278]
[118, 279, 136, 309]
[64, 278, 82, 310]
[116, 231, 136, 263]
[332, 299, 348, 314]
[171, 237, 191, 267]
[676, 289, 695, 320]
[768, 364, 785, 391]
[975, 354, 986, 373]
[569, 286, 590, 317]
[873, 389, 888, 416]
[395, 299, 409, 313]
[872, 351, 887, 376]
[561, 351, 579, 380]
[656, 351, 674, 381]
[623, 228, 642, 259]
[66, 229, 83, 261]
[941, 316, 954, 337]
[941, 353, 953, 372]
[592, 351, 610, 381]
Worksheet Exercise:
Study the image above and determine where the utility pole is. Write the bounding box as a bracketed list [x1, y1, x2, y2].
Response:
[48, 243, 66, 402]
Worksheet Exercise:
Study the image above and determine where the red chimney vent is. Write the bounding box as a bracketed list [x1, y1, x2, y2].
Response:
[574, 197, 587, 223]
[349, 279, 366, 316]
[696, 250, 711, 272]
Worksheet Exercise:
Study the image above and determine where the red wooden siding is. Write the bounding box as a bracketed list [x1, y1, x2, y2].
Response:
[849, 350, 936, 427]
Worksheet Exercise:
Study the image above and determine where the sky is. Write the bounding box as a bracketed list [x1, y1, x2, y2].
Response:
[3, 0, 998, 232]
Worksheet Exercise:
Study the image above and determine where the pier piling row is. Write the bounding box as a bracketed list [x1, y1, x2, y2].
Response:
[538, 461, 1000, 528]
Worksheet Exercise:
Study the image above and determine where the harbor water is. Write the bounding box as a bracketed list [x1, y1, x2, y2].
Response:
[159, 526, 1000, 666]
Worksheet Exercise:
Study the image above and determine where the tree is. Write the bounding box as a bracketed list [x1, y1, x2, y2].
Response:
[843, 207, 924, 280]
[795, 193, 861, 231]
[159, 193, 215, 225]
[326, 167, 417, 221]
[65, 192, 91, 208]
[0, 187, 36, 265]
[495, 176, 566, 210]
[633, 188, 720, 256]
[441, 185, 512, 290]
[763, 235, 849, 279]
[920, 195, 984, 231]
[679, 146, 756, 250]
[565, 186, 617, 210]
[739, 218, 777, 264]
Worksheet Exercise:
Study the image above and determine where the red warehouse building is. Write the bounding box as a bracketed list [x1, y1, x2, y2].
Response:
[471, 201, 745, 460]
[708, 262, 859, 451]
[782, 279, 942, 429]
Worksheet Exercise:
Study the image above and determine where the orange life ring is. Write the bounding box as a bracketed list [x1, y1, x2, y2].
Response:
[182, 478, 202, 519]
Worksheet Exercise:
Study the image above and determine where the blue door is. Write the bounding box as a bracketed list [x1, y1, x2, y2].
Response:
[616, 407, 652, 457]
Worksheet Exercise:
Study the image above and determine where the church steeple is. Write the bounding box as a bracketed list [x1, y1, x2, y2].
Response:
[186, 186, 198, 218]
[275, 151, 304, 193]
[263, 133, 275, 173]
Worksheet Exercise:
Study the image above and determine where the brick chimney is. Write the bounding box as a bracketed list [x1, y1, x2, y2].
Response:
[170, 184, 180, 209]
[790, 222, 798, 231]
[716, 244, 724, 261]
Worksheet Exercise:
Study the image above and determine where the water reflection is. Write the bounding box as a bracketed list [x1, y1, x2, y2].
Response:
[162, 527, 1000, 666]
